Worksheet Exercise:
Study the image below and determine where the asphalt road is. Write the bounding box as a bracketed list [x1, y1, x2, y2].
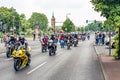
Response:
[0, 36, 104, 80]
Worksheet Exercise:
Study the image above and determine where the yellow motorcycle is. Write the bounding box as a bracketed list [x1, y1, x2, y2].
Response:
[12, 46, 31, 71]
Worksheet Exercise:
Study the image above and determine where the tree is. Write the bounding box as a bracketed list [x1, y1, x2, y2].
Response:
[62, 18, 75, 32]
[80, 27, 85, 33]
[0, 7, 20, 33]
[28, 12, 48, 31]
[86, 22, 103, 31]
[91, 0, 120, 59]
[19, 14, 31, 34]
[77, 27, 81, 32]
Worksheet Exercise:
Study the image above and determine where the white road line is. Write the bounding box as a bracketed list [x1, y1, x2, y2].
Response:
[27, 62, 47, 75]
[5, 58, 13, 61]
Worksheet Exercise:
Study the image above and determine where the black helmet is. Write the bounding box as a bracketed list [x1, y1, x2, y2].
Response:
[10, 35, 14, 40]
[20, 36, 25, 44]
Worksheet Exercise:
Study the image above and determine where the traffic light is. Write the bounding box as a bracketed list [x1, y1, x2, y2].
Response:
[86, 20, 88, 23]
[94, 20, 96, 23]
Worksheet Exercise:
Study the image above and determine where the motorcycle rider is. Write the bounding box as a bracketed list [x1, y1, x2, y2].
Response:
[7, 35, 17, 44]
[66, 33, 73, 45]
[42, 35, 48, 45]
[41, 35, 48, 50]
[49, 34, 57, 50]
[18, 36, 30, 59]
[60, 34, 65, 41]
[73, 33, 78, 44]
[60, 34, 65, 45]
[87, 33, 90, 40]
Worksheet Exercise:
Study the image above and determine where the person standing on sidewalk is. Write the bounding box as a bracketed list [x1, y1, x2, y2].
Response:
[95, 32, 99, 45]
[33, 32, 36, 41]
[98, 32, 102, 45]
[102, 32, 105, 45]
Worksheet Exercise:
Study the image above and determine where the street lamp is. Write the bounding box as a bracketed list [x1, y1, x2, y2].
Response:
[66, 13, 71, 19]
[0, 21, 2, 31]
[0, 21, 3, 43]
[13, 16, 15, 34]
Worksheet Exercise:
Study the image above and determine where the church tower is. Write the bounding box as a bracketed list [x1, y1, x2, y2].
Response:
[51, 12, 55, 29]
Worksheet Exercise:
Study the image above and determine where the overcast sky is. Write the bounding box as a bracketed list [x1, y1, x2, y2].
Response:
[0, 0, 106, 26]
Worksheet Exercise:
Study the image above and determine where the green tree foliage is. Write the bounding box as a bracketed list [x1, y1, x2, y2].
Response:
[19, 14, 31, 33]
[80, 27, 85, 33]
[62, 18, 75, 32]
[77, 27, 81, 32]
[91, 0, 120, 28]
[91, 0, 120, 59]
[86, 22, 103, 31]
[28, 12, 48, 31]
[0, 7, 20, 32]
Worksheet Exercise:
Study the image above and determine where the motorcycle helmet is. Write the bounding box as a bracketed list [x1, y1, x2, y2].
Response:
[10, 35, 14, 40]
[20, 36, 25, 45]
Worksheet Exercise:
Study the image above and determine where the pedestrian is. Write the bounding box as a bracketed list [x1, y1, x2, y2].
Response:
[33, 32, 36, 41]
[95, 32, 98, 45]
[98, 32, 102, 45]
[102, 32, 105, 45]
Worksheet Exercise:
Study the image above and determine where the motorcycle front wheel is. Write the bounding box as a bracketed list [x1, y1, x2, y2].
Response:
[67, 44, 70, 49]
[14, 59, 21, 71]
[6, 50, 11, 58]
[49, 49, 52, 56]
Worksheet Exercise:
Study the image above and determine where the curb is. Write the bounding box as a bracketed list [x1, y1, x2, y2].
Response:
[94, 45, 108, 80]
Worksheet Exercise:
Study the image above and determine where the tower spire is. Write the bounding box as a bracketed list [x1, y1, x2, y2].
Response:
[52, 11, 54, 18]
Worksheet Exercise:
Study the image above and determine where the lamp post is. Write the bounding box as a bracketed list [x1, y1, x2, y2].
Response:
[39, 22, 42, 40]
[0, 21, 3, 43]
[66, 13, 71, 19]
[12, 16, 15, 34]
[0, 21, 2, 31]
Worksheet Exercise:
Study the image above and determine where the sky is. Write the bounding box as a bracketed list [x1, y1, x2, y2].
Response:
[0, 0, 106, 26]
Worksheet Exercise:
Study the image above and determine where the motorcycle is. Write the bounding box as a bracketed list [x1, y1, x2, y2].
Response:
[73, 38, 78, 47]
[12, 46, 31, 71]
[48, 40, 56, 56]
[6, 42, 16, 58]
[60, 40, 65, 48]
[41, 43, 48, 53]
[67, 39, 71, 49]
[87, 35, 90, 40]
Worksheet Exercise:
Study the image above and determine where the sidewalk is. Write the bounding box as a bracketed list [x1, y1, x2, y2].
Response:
[94, 45, 120, 80]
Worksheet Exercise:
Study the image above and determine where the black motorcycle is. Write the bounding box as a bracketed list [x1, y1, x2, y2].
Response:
[48, 40, 56, 56]
[67, 39, 71, 49]
[73, 38, 78, 47]
[41, 43, 48, 53]
[6, 42, 15, 58]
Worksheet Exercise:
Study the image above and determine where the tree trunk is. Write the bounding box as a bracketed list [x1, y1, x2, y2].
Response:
[118, 27, 120, 59]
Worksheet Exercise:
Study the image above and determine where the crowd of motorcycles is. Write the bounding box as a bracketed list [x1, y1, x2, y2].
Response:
[41, 36, 80, 56]
[3, 33, 89, 71]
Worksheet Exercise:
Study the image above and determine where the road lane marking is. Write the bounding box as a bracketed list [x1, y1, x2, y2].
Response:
[5, 58, 13, 61]
[27, 62, 47, 75]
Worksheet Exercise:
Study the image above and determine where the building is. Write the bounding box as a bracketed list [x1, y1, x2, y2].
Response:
[51, 12, 56, 30]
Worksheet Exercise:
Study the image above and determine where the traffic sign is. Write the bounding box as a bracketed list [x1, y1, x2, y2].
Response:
[3, 24, 7, 30]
